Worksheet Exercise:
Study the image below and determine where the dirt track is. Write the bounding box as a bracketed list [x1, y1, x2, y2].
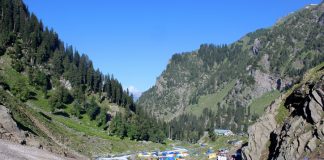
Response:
[0, 139, 71, 160]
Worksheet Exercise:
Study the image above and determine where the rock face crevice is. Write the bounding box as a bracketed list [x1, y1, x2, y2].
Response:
[243, 71, 324, 160]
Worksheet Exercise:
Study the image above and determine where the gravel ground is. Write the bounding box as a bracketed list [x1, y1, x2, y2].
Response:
[0, 139, 71, 160]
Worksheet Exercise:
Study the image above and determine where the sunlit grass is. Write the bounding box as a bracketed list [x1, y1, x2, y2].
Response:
[249, 90, 280, 116]
[187, 80, 236, 116]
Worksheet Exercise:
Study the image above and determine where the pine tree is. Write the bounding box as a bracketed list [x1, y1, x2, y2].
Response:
[52, 49, 64, 75]
[86, 62, 94, 91]
[12, 78, 30, 102]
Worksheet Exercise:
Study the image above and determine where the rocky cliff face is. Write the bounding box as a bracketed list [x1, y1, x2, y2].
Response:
[242, 98, 280, 160]
[242, 64, 324, 160]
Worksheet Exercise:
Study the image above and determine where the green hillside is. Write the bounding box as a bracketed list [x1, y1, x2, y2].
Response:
[0, 0, 167, 158]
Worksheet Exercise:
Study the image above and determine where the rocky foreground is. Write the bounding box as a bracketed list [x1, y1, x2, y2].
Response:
[0, 139, 73, 160]
[0, 104, 88, 160]
[242, 65, 324, 160]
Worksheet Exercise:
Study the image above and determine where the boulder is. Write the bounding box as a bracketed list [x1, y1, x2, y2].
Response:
[307, 97, 322, 124]
[306, 137, 317, 152]
[318, 123, 324, 140]
[59, 77, 72, 91]
[312, 89, 323, 108]
[297, 131, 313, 154]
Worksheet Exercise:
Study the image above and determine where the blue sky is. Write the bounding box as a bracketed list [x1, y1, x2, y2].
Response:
[23, 0, 321, 96]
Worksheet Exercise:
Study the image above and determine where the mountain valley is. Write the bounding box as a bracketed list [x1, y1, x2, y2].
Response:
[0, 0, 323, 160]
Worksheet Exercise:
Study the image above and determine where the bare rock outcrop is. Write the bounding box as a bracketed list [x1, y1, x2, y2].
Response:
[242, 97, 281, 160]
[0, 105, 24, 143]
[0, 105, 42, 149]
[59, 77, 72, 91]
[268, 81, 324, 160]
[252, 38, 261, 55]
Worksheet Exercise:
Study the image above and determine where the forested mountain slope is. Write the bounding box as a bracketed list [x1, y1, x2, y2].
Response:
[138, 2, 324, 134]
[0, 0, 166, 158]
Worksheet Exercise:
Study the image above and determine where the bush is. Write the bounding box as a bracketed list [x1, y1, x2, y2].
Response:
[49, 98, 63, 111]
[71, 101, 83, 119]
[85, 98, 100, 120]
[11, 79, 30, 102]
[28, 69, 51, 91]
[97, 108, 108, 127]
[49, 86, 73, 112]
[0, 45, 5, 56]
[12, 59, 24, 72]
[208, 129, 216, 141]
